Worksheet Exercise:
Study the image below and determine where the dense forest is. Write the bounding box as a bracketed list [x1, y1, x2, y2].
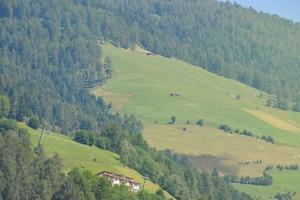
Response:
[0, 0, 255, 199]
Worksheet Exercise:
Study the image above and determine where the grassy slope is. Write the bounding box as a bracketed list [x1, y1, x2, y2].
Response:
[91, 44, 300, 173]
[90, 43, 300, 198]
[18, 123, 165, 195]
[94, 44, 300, 147]
[144, 124, 300, 176]
[234, 170, 300, 199]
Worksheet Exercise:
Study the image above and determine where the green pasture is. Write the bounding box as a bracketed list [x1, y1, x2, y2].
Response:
[93, 44, 300, 148]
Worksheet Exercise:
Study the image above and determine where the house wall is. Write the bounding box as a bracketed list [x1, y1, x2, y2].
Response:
[99, 172, 140, 192]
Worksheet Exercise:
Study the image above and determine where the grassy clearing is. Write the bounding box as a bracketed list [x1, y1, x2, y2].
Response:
[18, 123, 165, 194]
[90, 86, 132, 112]
[234, 170, 300, 199]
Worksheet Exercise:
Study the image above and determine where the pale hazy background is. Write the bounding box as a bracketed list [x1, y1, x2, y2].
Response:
[221, 0, 300, 22]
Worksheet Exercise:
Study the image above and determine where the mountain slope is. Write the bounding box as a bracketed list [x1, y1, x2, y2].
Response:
[0, 1, 255, 197]
[3, 0, 300, 124]
[91, 43, 300, 198]
[93, 43, 300, 147]
[85, 0, 300, 103]
[18, 123, 165, 195]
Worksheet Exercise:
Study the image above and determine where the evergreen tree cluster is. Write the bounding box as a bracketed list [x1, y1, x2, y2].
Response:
[228, 171, 272, 186]
[275, 164, 299, 171]
[0, 0, 106, 133]
[239, 175, 272, 186]
[260, 135, 275, 144]
[219, 124, 275, 144]
[0, 119, 81, 199]
[275, 192, 295, 200]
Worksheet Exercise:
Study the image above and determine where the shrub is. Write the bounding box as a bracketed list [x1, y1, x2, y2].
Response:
[261, 135, 275, 144]
[265, 165, 273, 171]
[196, 119, 203, 126]
[28, 116, 39, 129]
[170, 116, 176, 124]
[219, 124, 231, 132]
[107, 102, 113, 109]
[288, 165, 298, 170]
[275, 192, 293, 200]
[0, 119, 18, 131]
[239, 130, 254, 137]
[266, 99, 275, 107]
[277, 98, 289, 110]
[74, 130, 96, 146]
[292, 103, 300, 112]
[74, 131, 88, 145]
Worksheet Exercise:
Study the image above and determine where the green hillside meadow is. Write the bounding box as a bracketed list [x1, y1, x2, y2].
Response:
[18, 123, 169, 196]
[90, 43, 300, 199]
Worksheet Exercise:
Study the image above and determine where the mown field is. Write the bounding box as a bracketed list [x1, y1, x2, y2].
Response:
[144, 124, 300, 177]
[91, 43, 300, 198]
[18, 123, 167, 195]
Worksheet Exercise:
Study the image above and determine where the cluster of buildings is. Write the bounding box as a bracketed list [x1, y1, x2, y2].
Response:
[97, 171, 140, 192]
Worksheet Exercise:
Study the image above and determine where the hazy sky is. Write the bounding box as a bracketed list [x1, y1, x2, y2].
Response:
[223, 0, 300, 22]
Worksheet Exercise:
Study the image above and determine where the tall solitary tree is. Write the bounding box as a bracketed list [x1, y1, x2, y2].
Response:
[0, 95, 9, 119]
[292, 96, 300, 112]
[276, 98, 289, 110]
[104, 56, 112, 79]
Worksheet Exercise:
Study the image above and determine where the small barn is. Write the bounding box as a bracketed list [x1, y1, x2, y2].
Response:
[170, 92, 181, 96]
[146, 52, 156, 56]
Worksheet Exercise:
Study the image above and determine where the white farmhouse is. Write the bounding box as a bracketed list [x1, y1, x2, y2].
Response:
[97, 171, 140, 192]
